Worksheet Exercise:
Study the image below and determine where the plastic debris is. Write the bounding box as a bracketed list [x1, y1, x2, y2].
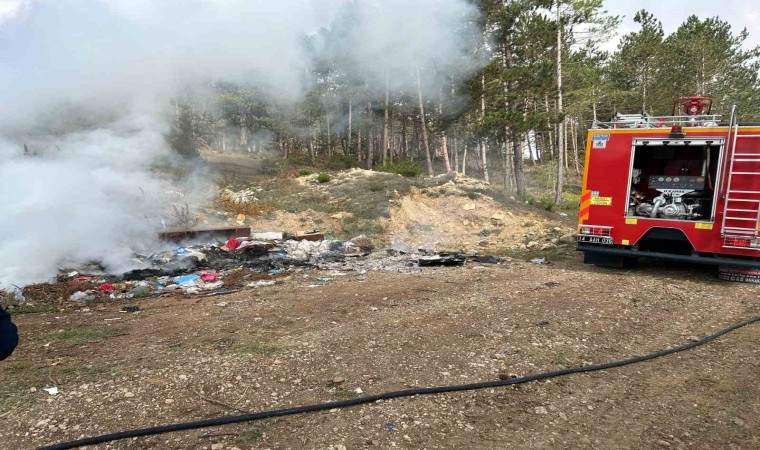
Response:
[251, 231, 284, 241]
[200, 271, 219, 282]
[531, 258, 548, 265]
[418, 253, 466, 267]
[98, 283, 115, 293]
[173, 274, 200, 285]
[43, 387, 59, 396]
[120, 306, 140, 313]
[385, 422, 397, 431]
[69, 291, 89, 302]
[247, 280, 276, 288]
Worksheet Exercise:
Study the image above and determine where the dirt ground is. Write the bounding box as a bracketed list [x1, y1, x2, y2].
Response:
[2, 253, 759, 450]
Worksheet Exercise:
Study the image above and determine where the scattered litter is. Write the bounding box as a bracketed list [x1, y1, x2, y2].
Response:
[247, 280, 276, 288]
[120, 306, 140, 313]
[43, 387, 59, 396]
[104, 317, 122, 321]
[69, 291, 88, 302]
[215, 302, 229, 307]
[203, 289, 241, 297]
[173, 274, 200, 285]
[294, 231, 324, 241]
[36, 230, 509, 306]
[251, 231, 284, 241]
[531, 258, 548, 265]
[224, 238, 241, 250]
[200, 272, 219, 282]
[418, 253, 466, 267]
[472, 255, 501, 264]
[385, 422, 397, 431]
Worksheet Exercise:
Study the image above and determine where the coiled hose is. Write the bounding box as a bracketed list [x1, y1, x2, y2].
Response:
[39, 314, 760, 450]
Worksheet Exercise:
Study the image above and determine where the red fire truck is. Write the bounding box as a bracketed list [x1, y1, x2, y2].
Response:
[577, 97, 760, 276]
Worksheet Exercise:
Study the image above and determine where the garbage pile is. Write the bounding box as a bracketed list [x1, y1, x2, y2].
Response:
[8, 231, 506, 307]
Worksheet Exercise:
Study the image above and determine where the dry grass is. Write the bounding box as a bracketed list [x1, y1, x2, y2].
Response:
[215, 194, 277, 217]
[22, 280, 94, 305]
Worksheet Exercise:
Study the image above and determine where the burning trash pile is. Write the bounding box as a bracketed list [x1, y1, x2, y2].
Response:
[5, 227, 506, 308]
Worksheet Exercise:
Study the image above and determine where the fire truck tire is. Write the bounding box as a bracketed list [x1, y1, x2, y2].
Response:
[583, 251, 637, 268]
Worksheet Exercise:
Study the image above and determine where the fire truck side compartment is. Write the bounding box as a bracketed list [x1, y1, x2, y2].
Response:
[627, 140, 720, 222]
[577, 125, 760, 268]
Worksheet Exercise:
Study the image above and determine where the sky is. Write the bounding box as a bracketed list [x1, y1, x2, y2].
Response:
[602, 0, 760, 51]
[1, 0, 758, 51]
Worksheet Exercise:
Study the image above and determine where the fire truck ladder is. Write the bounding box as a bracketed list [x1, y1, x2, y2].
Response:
[721, 106, 760, 238]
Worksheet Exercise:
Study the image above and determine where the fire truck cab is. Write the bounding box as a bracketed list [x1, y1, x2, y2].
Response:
[577, 97, 760, 274]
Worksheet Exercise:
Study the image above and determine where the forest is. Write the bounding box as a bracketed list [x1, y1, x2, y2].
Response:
[167, 1, 760, 204]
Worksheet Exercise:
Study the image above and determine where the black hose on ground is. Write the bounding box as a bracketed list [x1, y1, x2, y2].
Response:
[38, 314, 760, 450]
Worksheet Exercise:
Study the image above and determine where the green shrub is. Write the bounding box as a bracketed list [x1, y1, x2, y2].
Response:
[257, 156, 280, 176]
[368, 178, 385, 192]
[540, 198, 556, 211]
[298, 169, 313, 177]
[317, 173, 332, 183]
[327, 154, 358, 170]
[379, 159, 422, 177]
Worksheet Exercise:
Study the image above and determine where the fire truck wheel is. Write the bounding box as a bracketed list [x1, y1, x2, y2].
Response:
[583, 251, 637, 268]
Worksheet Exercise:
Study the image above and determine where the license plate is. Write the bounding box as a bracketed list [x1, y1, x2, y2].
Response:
[577, 235, 613, 245]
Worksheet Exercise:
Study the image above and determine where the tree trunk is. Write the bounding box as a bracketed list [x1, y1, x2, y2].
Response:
[438, 96, 452, 173]
[357, 129, 363, 164]
[417, 68, 434, 176]
[442, 132, 451, 173]
[513, 134, 526, 196]
[239, 125, 248, 148]
[401, 115, 408, 159]
[348, 100, 353, 155]
[366, 101, 373, 170]
[545, 95, 555, 159]
[563, 117, 569, 170]
[326, 114, 332, 158]
[462, 144, 468, 176]
[453, 137, 459, 173]
[503, 141, 513, 192]
[554, 1, 565, 206]
[571, 117, 580, 175]
[309, 127, 316, 165]
[383, 76, 390, 166]
[503, 135, 512, 191]
[480, 73, 489, 183]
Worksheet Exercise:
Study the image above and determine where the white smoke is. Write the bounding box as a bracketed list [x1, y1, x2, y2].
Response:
[0, 0, 482, 287]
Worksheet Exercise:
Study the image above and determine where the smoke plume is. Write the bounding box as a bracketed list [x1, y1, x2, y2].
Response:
[0, 0, 482, 288]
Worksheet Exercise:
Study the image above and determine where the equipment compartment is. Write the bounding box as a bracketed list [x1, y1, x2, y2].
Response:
[627, 140, 722, 222]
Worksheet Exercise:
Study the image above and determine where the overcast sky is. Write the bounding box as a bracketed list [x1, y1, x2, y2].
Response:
[603, 0, 759, 51]
[1, 0, 758, 51]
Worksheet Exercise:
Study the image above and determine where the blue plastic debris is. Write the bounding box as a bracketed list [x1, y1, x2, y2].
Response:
[173, 274, 200, 285]
[385, 422, 397, 431]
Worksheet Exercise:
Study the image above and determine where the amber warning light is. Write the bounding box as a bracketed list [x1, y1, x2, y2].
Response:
[669, 125, 685, 138]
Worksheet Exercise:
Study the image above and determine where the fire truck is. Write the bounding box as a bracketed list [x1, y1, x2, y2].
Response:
[577, 97, 760, 277]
